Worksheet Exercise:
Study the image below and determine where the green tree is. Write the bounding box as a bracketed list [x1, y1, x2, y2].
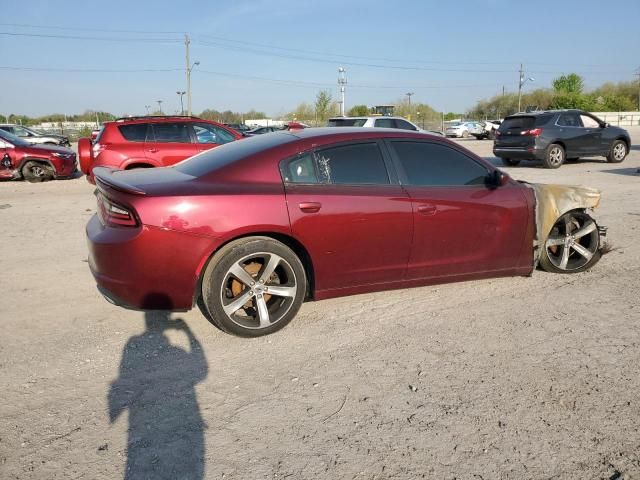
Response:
[314, 90, 333, 122]
[552, 73, 584, 94]
[347, 104, 369, 116]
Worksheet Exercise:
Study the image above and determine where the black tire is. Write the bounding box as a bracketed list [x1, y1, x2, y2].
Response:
[606, 139, 627, 163]
[21, 161, 54, 182]
[200, 236, 306, 337]
[543, 143, 565, 169]
[501, 157, 521, 167]
[539, 211, 602, 274]
[488, 130, 496, 140]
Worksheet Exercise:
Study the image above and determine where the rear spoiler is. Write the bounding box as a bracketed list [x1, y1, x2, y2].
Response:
[93, 167, 146, 196]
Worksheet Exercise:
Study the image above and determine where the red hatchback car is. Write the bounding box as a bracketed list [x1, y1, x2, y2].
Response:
[78, 116, 242, 181]
[0, 129, 77, 182]
[86, 128, 606, 337]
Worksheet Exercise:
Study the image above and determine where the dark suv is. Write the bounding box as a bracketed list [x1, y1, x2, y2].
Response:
[78, 116, 242, 180]
[493, 109, 630, 169]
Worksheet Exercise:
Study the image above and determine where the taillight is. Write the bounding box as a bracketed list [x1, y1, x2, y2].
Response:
[96, 192, 138, 227]
[92, 142, 106, 157]
[521, 128, 543, 137]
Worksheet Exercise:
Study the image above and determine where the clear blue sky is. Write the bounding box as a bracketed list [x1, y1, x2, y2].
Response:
[1, 0, 638, 117]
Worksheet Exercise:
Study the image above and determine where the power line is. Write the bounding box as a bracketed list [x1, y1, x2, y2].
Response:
[0, 31, 181, 42]
[0, 66, 183, 73]
[0, 22, 183, 34]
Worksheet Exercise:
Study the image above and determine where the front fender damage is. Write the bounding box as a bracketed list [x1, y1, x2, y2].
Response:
[525, 183, 602, 266]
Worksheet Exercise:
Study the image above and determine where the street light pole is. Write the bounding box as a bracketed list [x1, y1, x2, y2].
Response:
[406, 92, 414, 119]
[177, 91, 186, 115]
[157, 100, 163, 115]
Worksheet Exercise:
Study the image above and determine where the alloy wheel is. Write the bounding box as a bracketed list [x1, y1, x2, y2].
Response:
[548, 146, 564, 167]
[545, 213, 599, 271]
[220, 252, 298, 330]
[613, 142, 626, 161]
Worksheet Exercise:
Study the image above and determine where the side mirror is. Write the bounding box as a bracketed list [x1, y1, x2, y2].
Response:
[487, 169, 509, 189]
[601, 122, 609, 128]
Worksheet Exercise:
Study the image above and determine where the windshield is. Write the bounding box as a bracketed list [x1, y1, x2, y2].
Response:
[174, 131, 298, 177]
[0, 128, 32, 147]
[326, 118, 368, 127]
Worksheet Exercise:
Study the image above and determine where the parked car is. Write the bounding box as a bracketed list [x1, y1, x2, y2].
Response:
[493, 109, 631, 169]
[224, 123, 251, 133]
[445, 122, 474, 138]
[77, 116, 242, 181]
[0, 124, 71, 147]
[244, 126, 281, 135]
[0, 129, 77, 182]
[471, 120, 501, 140]
[86, 128, 606, 337]
[327, 116, 428, 132]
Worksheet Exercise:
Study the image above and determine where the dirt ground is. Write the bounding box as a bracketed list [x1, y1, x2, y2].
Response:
[1, 131, 639, 480]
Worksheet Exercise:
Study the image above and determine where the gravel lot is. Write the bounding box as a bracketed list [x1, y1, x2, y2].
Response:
[1, 131, 639, 479]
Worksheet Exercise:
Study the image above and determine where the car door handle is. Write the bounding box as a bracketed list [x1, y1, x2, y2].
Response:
[298, 202, 321, 213]
[146, 148, 159, 153]
[417, 204, 437, 216]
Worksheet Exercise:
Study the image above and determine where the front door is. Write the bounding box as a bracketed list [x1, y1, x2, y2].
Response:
[386, 140, 531, 280]
[282, 141, 413, 293]
[144, 122, 200, 166]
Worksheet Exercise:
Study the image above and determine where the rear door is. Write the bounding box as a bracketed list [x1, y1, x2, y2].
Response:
[282, 141, 413, 292]
[144, 122, 200, 166]
[387, 140, 531, 279]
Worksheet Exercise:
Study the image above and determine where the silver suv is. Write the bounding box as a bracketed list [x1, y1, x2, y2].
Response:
[0, 124, 70, 147]
[326, 116, 442, 135]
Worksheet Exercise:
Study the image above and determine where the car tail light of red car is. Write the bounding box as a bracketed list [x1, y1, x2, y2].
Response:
[96, 192, 138, 227]
[520, 128, 543, 137]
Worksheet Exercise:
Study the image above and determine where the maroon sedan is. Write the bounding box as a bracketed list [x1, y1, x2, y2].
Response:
[87, 128, 605, 337]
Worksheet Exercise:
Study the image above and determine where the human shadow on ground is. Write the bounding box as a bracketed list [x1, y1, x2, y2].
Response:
[108, 302, 208, 480]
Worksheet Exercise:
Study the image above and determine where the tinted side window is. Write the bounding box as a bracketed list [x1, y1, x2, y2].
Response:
[534, 114, 554, 126]
[151, 122, 191, 143]
[374, 118, 394, 128]
[316, 143, 389, 185]
[557, 114, 580, 127]
[281, 153, 318, 183]
[118, 124, 149, 142]
[391, 141, 488, 186]
[395, 119, 417, 131]
[193, 123, 235, 144]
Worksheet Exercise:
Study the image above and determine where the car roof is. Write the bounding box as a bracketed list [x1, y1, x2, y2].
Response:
[112, 115, 213, 124]
[281, 127, 439, 141]
[507, 109, 584, 117]
[328, 116, 412, 121]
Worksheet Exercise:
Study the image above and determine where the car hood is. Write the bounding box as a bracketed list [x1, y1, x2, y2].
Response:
[21, 144, 74, 156]
[525, 183, 601, 263]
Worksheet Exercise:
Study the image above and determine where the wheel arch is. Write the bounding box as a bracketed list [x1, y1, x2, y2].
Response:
[193, 231, 316, 308]
[19, 157, 55, 176]
[123, 159, 157, 170]
[615, 136, 630, 150]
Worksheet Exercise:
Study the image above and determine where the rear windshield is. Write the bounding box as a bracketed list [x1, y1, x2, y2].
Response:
[326, 118, 368, 127]
[174, 132, 298, 177]
[500, 114, 553, 130]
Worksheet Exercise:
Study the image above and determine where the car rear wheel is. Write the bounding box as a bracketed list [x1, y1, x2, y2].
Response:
[200, 237, 306, 337]
[539, 211, 601, 274]
[21, 161, 54, 182]
[606, 140, 627, 163]
[543, 144, 565, 169]
[501, 158, 521, 166]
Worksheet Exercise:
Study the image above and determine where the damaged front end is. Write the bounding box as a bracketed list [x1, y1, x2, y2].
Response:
[525, 183, 607, 269]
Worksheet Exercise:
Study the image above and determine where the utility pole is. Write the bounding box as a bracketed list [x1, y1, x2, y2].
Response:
[145, 105, 151, 115]
[518, 64, 534, 113]
[338, 67, 347, 116]
[157, 100, 163, 114]
[406, 92, 414, 120]
[185, 34, 200, 116]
